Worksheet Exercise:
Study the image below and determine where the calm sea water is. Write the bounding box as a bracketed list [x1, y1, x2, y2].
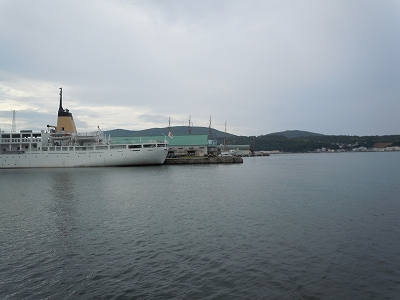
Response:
[1, 152, 399, 299]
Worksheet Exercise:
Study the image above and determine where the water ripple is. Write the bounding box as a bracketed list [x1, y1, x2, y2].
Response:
[1, 154, 400, 299]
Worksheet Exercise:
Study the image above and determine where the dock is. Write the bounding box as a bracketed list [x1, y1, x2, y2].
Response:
[164, 156, 243, 165]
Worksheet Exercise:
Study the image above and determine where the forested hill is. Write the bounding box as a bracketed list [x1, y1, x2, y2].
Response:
[105, 128, 400, 152]
[105, 126, 234, 139]
[268, 130, 323, 138]
[105, 128, 317, 139]
[228, 134, 400, 152]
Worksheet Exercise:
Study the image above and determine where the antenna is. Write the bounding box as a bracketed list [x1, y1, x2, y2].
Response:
[188, 115, 192, 135]
[11, 110, 17, 133]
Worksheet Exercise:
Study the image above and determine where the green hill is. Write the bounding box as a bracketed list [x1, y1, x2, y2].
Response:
[105, 128, 321, 139]
[105, 126, 234, 139]
[268, 130, 324, 138]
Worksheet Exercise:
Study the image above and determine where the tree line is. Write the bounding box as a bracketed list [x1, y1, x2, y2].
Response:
[221, 134, 400, 153]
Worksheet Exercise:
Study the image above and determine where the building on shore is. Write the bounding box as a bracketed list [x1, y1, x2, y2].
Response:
[166, 135, 210, 157]
[111, 135, 251, 157]
[112, 135, 211, 157]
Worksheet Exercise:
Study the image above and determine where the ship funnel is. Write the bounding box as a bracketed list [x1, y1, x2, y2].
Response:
[56, 87, 77, 133]
[59, 87, 63, 113]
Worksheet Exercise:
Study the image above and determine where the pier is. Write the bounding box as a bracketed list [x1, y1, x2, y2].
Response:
[164, 156, 243, 165]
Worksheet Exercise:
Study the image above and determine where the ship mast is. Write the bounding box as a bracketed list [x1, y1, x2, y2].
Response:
[168, 117, 173, 138]
[224, 121, 227, 150]
[208, 115, 212, 140]
[188, 115, 192, 135]
[11, 110, 17, 133]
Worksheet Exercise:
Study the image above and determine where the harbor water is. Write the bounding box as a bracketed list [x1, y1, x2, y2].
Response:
[1, 152, 399, 299]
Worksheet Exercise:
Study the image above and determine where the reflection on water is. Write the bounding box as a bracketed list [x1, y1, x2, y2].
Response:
[51, 171, 77, 202]
[49, 170, 78, 237]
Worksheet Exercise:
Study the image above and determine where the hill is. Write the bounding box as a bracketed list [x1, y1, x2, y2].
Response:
[105, 126, 234, 139]
[268, 130, 324, 138]
[105, 128, 322, 139]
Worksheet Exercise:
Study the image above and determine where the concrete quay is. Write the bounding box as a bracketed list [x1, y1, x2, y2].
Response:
[164, 156, 243, 165]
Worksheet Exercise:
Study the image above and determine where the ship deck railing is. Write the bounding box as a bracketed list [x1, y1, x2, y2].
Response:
[39, 143, 167, 152]
[1, 138, 41, 143]
[1, 142, 168, 154]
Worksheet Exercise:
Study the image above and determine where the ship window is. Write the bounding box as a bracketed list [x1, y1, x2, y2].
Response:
[96, 146, 108, 150]
[128, 145, 142, 149]
[111, 145, 126, 149]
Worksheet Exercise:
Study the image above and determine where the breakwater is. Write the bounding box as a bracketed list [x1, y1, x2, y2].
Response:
[164, 156, 243, 164]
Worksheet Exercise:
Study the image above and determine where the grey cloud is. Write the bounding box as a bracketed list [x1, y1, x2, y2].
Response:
[1, 0, 399, 135]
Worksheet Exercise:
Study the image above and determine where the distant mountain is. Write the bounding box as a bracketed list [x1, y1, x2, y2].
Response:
[267, 130, 324, 139]
[105, 126, 234, 139]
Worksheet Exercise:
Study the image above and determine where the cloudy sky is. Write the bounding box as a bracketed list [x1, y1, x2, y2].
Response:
[1, 0, 400, 136]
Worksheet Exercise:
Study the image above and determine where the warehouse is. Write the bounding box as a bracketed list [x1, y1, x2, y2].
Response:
[111, 135, 211, 157]
[111, 135, 249, 157]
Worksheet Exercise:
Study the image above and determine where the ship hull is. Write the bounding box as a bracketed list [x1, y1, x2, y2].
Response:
[0, 147, 168, 168]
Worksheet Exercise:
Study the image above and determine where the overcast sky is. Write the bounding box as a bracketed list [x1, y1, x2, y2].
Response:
[1, 0, 400, 136]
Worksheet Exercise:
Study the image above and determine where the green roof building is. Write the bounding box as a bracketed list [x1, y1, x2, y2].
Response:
[111, 135, 211, 157]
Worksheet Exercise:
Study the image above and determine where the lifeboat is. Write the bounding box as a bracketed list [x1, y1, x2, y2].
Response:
[50, 132, 72, 140]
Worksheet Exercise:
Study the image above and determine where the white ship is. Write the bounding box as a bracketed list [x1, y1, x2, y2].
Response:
[0, 88, 168, 168]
